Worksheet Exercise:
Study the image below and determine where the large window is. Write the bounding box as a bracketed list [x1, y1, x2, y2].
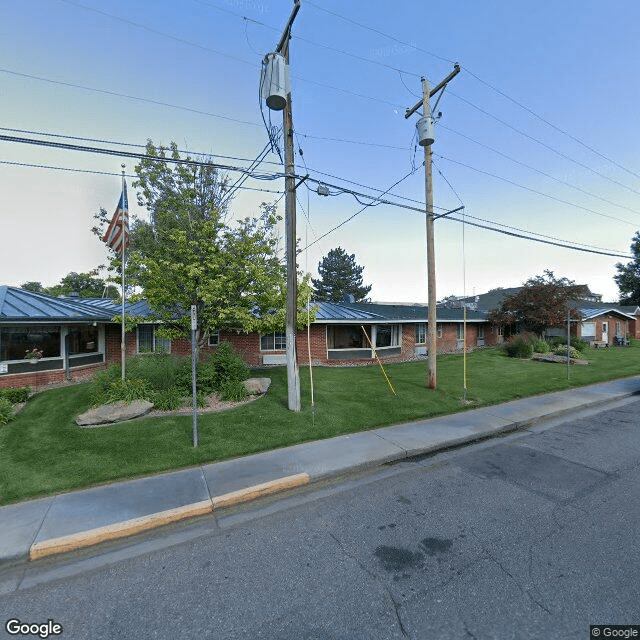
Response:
[137, 324, 171, 353]
[261, 331, 286, 351]
[67, 326, 99, 354]
[327, 326, 371, 349]
[376, 325, 400, 348]
[327, 325, 399, 350]
[581, 322, 596, 341]
[415, 324, 426, 344]
[0, 326, 61, 361]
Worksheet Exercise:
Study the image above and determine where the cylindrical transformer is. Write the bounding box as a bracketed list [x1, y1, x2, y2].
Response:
[416, 116, 435, 146]
[261, 52, 290, 111]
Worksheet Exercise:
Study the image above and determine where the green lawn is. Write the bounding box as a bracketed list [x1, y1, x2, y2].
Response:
[1, 344, 639, 505]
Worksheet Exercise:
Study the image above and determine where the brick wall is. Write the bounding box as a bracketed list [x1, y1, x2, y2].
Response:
[0, 362, 106, 391]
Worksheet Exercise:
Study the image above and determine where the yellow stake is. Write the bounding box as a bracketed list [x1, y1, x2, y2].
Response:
[361, 326, 397, 396]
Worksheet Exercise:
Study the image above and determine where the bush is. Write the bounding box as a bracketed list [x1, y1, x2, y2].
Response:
[552, 345, 582, 359]
[504, 335, 535, 358]
[126, 353, 182, 391]
[0, 397, 14, 426]
[199, 342, 249, 394]
[99, 378, 152, 405]
[219, 378, 248, 402]
[532, 339, 550, 354]
[0, 387, 31, 403]
[151, 386, 185, 411]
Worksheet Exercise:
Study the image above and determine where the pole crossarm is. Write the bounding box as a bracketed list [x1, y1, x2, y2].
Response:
[433, 205, 465, 220]
[405, 64, 460, 119]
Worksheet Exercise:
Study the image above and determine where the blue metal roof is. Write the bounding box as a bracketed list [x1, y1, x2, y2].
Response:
[310, 300, 488, 323]
[312, 301, 385, 321]
[81, 298, 154, 317]
[0, 287, 114, 321]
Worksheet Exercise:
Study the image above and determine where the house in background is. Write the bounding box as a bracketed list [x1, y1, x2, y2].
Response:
[574, 307, 639, 346]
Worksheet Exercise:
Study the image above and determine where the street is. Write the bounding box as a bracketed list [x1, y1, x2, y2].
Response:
[2, 397, 639, 639]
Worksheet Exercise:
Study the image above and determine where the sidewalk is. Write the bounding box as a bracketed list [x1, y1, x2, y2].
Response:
[2, 376, 638, 568]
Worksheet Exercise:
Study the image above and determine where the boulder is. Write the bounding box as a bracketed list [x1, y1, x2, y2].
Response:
[76, 400, 154, 426]
[244, 377, 271, 395]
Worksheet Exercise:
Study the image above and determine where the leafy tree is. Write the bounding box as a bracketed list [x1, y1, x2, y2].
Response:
[312, 247, 372, 303]
[20, 281, 45, 293]
[94, 140, 313, 348]
[614, 231, 640, 304]
[487, 270, 584, 337]
[45, 271, 117, 298]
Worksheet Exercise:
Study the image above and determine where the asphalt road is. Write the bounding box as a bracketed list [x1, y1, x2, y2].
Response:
[2, 397, 639, 639]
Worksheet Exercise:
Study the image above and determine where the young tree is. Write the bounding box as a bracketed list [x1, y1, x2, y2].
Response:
[94, 141, 312, 348]
[487, 270, 584, 337]
[312, 247, 372, 303]
[614, 231, 640, 304]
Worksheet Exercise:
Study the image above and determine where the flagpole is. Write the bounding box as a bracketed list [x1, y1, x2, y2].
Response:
[120, 164, 126, 381]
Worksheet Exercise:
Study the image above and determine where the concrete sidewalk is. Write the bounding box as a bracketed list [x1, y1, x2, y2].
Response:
[2, 376, 639, 568]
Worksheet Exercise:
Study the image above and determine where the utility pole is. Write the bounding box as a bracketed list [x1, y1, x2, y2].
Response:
[405, 64, 460, 389]
[273, 1, 302, 411]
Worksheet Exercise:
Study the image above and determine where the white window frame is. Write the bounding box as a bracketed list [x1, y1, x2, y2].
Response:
[415, 323, 426, 345]
[208, 330, 220, 347]
[260, 331, 286, 351]
[137, 324, 171, 354]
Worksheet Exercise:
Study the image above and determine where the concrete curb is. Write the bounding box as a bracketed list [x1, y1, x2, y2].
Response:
[28, 474, 310, 561]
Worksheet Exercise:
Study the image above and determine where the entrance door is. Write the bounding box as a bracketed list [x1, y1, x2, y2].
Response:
[602, 321, 609, 344]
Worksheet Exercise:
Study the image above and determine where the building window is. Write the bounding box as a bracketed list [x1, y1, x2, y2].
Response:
[415, 323, 426, 344]
[457, 324, 464, 340]
[0, 326, 61, 361]
[137, 324, 171, 353]
[581, 322, 596, 341]
[327, 326, 370, 350]
[376, 325, 400, 348]
[208, 330, 220, 347]
[615, 321, 621, 336]
[496, 325, 504, 336]
[437, 324, 443, 339]
[477, 325, 484, 340]
[67, 326, 99, 354]
[261, 331, 286, 351]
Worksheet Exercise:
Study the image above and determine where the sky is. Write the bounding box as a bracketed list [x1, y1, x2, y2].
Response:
[1, 0, 639, 303]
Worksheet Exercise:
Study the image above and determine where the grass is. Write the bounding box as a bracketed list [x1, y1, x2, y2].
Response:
[1, 344, 639, 505]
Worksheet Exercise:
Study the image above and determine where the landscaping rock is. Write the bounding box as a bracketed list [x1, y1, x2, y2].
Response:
[76, 400, 154, 426]
[244, 377, 271, 395]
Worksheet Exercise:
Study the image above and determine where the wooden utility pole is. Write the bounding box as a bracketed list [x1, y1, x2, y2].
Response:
[277, 1, 301, 411]
[405, 64, 460, 389]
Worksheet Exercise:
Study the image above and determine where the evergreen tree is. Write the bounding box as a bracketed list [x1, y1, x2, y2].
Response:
[312, 247, 372, 303]
[614, 231, 640, 304]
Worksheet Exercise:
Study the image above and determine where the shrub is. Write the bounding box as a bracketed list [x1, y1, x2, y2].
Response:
[0, 397, 14, 426]
[100, 378, 152, 405]
[151, 386, 185, 411]
[219, 378, 248, 402]
[504, 335, 534, 358]
[126, 353, 182, 391]
[0, 387, 31, 403]
[199, 342, 249, 394]
[571, 338, 589, 352]
[532, 339, 550, 354]
[552, 345, 582, 359]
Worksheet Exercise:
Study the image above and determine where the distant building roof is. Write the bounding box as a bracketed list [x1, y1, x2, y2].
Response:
[312, 301, 487, 323]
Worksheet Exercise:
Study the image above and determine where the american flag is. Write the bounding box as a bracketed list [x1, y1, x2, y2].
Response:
[102, 180, 129, 254]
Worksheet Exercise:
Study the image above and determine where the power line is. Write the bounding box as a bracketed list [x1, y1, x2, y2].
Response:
[435, 154, 638, 227]
[0, 67, 263, 129]
[304, 1, 640, 185]
[0, 159, 283, 194]
[1, 133, 631, 259]
[438, 123, 640, 217]
[447, 91, 640, 197]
